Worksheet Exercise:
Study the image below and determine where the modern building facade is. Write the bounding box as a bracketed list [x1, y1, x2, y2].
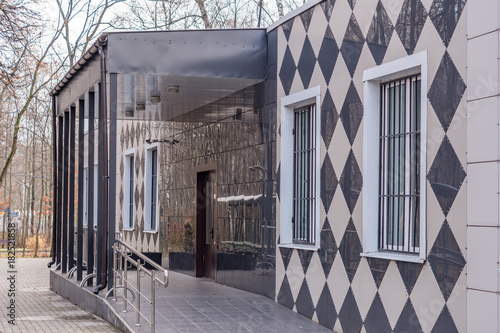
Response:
[49, 0, 499, 332]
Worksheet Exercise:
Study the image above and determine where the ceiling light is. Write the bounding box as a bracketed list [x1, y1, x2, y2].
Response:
[150, 90, 161, 103]
[167, 85, 179, 93]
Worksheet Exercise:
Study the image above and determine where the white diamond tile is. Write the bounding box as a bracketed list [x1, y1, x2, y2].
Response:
[378, 261, 408, 329]
[467, 289, 498, 333]
[446, 97, 467, 166]
[289, 70, 305, 96]
[305, 252, 327, 307]
[328, 253, 350, 310]
[382, 30, 408, 64]
[467, 0, 499, 39]
[446, 4, 467, 81]
[276, 251, 286, 298]
[415, 20, 446, 86]
[308, 6, 329, 56]
[277, 26, 288, 70]
[446, 180, 466, 251]
[467, 162, 499, 227]
[328, 117, 351, 176]
[410, 263, 445, 333]
[380, 0, 403, 25]
[426, 182, 445, 256]
[353, 0, 379, 36]
[309, 63, 328, 99]
[286, 250, 305, 300]
[425, 103, 446, 170]
[329, 0, 352, 44]
[328, 52, 351, 110]
[288, 16, 307, 63]
[467, 96, 499, 163]
[467, 226, 499, 292]
[334, 318, 343, 333]
[351, 258, 378, 320]
[352, 44, 375, 102]
[467, 31, 499, 100]
[328, 192, 350, 243]
[351, 118, 363, 170]
[419, 0, 433, 11]
[351, 191, 363, 243]
[447, 271, 467, 333]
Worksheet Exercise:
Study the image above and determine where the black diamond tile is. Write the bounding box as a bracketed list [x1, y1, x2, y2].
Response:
[431, 305, 458, 333]
[282, 19, 294, 42]
[320, 219, 337, 277]
[119, 187, 124, 208]
[428, 220, 466, 301]
[316, 283, 336, 329]
[318, 26, 339, 85]
[321, 153, 338, 212]
[300, 7, 314, 33]
[120, 157, 124, 178]
[366, 1, 394, 65]
[340, 82, 363, 146]
[428, 52, 466, 132]
[338, 287, 363, 333]
[396, 261, 423, 294]
[297, 249, 314, 274]
[135, 186, 140, 210]
[276, 164, 280, 200]
[339, 150, 363, 214]
[297, 36, 316, 89]
[340, 14, 365, 77]
[347, 0, 356, 10]
[427, 136, 466, 216]
[367, 257, 390, 289]
[339, 219, 362, 282]
[279, 246, 293, 270]
[395, 0, 428, 54]
[321, 89, 338, 148]
[279, 46, 296, 96]
[394, 298, 423, 333]
[140, 183, 145, 209]
[295, 279, 314, 319]
[277, 275, 294, 310]
[320, 0, 335, 22]
[429, 0, 466, 47]
[364, 293, 392, 333]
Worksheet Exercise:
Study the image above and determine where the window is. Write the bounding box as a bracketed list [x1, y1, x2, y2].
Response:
[362, 51, 427, 262]
[145, 144, 158, 232]
[123, 150, 135, 230]
[279, 86, 321, 250]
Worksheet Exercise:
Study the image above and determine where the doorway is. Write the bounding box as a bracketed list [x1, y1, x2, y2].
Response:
[195, 170, 216, 279]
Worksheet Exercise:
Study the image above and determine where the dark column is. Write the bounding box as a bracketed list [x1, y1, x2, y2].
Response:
[87, 92, 95, 284]
[69, 106, 76, 269]
[77, 99, 85, 280]
[108, 73, 117, 290]
[56, 116, 63, 267]
[49, 96, 57, 268]
[62, 111, 69, 273]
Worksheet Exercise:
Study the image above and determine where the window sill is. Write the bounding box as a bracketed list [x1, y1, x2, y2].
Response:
[360, 251, 425, 263]
[278, 243, 319, 251]
[122, 228, 135, 232]
[144, 230, 158, 234]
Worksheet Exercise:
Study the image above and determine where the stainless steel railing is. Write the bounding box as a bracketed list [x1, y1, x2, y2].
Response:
[111, 239, 169, 333]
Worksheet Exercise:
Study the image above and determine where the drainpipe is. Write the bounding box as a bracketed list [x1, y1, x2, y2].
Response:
[48, 95, 57, 268]
[94, 35, 109, 294]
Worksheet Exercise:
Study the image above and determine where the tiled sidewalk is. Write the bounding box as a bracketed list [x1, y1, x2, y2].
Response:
[0, 258, 120, 333]
[108, 270, 332, 333]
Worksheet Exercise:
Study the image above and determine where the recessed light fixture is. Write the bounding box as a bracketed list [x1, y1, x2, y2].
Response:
[136, 103, 146, 111]
[167, 85, 179, 93]
[150, 90, 161, 103]
[125, 106, 134, 117]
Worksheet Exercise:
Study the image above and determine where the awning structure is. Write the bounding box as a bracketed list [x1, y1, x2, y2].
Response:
[53, 29, 267, 122]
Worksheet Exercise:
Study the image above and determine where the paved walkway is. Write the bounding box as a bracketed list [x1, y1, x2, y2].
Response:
[108, 270, 332, 333]
[0, 258, 120, 333]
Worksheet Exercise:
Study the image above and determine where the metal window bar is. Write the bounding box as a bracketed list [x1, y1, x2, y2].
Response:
[150, 150, 157, 230]
[112, 239, 169, 333]
[129, 156, 134, 229]
[379, 75, 420, 253]
[293, 104, 316, 245]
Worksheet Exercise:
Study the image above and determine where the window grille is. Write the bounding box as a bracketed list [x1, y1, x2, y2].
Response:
[379, 74, 421, 253]
[293, 104, 316, 245]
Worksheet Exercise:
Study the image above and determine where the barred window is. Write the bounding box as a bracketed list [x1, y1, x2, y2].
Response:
[293, 104, 316, 245]
[379, 74, 421, 253]
[128, 156, 134, 229]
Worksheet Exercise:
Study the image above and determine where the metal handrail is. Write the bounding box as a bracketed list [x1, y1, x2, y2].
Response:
[111, 239, 169, 333]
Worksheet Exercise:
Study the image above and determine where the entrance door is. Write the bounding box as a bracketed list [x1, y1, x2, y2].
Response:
[195, 170, 216, 279]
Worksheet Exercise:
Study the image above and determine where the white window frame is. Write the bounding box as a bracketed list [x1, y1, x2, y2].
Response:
[123, 148, 135, 230]
[362, 51, 427, 263]
[279, 85, 321, 250]
[145, 143, 159, 233]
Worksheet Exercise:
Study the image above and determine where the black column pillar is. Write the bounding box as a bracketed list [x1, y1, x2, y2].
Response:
[56, 116, 63, 267]
[108, 73, 117, 290]
[69, 106, 76, 269]
[77, 99, 85, 280]
[49, 96, 57, 267]
[62, 111, 69, 273]
[87, 92, 95, 284]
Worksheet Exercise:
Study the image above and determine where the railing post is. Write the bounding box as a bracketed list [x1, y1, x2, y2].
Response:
[122, 254, 128, 313]
[151, 270, 155, 333]
[112, 243, 117, 301]
[136, 259, 141, 327]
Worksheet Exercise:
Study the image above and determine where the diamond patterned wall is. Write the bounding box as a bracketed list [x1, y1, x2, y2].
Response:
[275, 0, 467, 331]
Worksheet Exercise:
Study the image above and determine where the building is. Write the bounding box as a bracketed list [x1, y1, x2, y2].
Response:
[49, 0, 499, 332]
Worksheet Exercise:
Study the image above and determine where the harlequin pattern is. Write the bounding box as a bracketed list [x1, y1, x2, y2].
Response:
[275, 0, 467, 331]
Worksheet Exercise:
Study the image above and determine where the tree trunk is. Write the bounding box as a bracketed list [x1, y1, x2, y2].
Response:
[195, 0, 212, 28]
